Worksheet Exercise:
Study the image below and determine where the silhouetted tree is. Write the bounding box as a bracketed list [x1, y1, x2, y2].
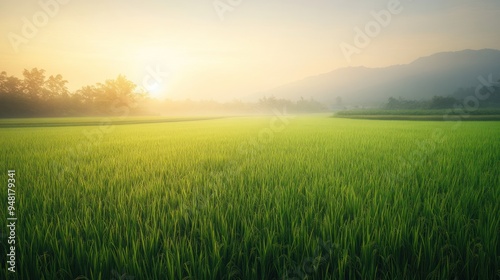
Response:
[22, 68, 46, 100]
[44, 74, 69, 99]
[0, 72, 22, 97]
[92, 75, 137, 114]
[0, 71, 26, 117]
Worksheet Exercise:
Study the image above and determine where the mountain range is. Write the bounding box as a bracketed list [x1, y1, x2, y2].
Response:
[258, 49, 500, 106]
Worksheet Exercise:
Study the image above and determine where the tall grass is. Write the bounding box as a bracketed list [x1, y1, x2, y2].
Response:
[0, 116, 499, 279]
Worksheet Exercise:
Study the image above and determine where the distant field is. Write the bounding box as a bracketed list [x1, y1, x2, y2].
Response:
[335, 109, 500, 121]
[0, 116, 226, 128]
[336, 115, 500, 121]
[1, 116, 499, 279]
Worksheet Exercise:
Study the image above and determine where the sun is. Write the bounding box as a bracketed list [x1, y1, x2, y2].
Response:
[141, 81, 167, 99]
[131, 46, 187, 99]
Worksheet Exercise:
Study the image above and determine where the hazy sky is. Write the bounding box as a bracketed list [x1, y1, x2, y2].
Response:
[1, 0, 500, 100]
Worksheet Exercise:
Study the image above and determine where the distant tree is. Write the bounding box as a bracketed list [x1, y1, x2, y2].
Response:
[429, 96, 457, 109]
[75, 85, 98, 105]
[335, 96, 342, 106]
[0, 71, 22, 97]
[258, 96, 293, 113]
[385, 97, 400, 109]
[87, 75, 138, 114]
[385, 96, 434, 110]
[44, 74, 69, 100]
[22, 68, 46, 99]
[258, 96, 277, 108]
[296, 97, 327, 113]
[0, 71, 26, 117]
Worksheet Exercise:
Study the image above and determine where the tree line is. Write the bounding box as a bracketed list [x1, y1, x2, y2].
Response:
[144, 96, 328, 116]
[0, 68, 328, 118]
[0, 68, 144, 117]
[384, 82, 500, 110]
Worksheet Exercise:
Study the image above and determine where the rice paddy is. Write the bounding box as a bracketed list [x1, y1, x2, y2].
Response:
[0, 115, 499, 279]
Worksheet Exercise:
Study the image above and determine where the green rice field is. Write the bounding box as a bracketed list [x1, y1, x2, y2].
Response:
[0, 115, 499, 279]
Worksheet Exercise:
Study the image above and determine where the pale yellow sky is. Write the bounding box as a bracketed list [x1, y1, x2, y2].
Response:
[1, 0, 500, 100]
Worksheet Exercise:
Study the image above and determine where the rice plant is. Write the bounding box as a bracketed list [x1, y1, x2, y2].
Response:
[0, 116, 498, 279]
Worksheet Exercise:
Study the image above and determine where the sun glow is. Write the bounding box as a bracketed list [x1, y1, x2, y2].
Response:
[131, 46, 184, 99]
[143, 80, 168, 99]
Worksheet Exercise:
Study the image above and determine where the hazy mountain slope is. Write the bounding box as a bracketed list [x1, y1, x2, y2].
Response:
[259, 49, 500, 105]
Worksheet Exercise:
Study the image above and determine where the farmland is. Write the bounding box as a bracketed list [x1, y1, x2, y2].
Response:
[335, 109, 500, 121]
[0, 115, 499, 279]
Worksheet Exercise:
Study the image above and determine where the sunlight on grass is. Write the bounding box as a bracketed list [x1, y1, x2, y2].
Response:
[0, 116, 498, 279]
